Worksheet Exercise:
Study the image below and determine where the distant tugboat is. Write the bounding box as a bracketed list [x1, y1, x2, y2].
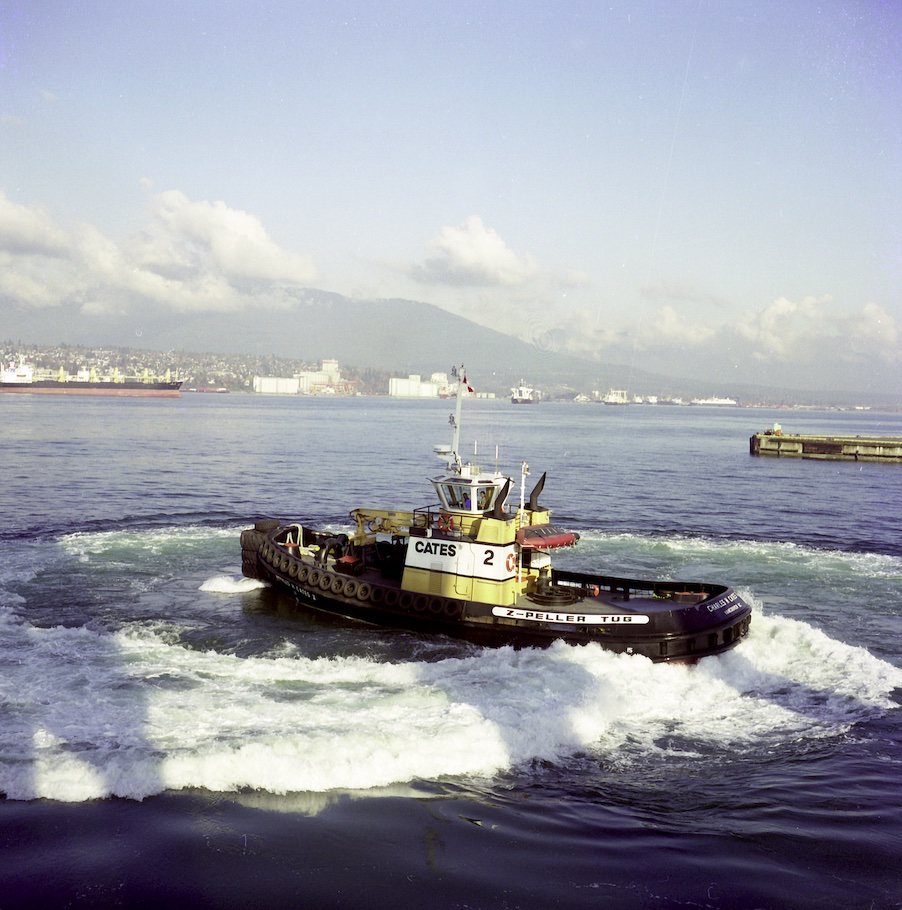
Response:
[511, 382, 539, 404]
[240, 365, 752, 661]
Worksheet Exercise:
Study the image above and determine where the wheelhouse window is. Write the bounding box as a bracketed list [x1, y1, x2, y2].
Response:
[438, 482, 500, 512]
[441, 484, 470, 509]
[476, 485, 495, 510]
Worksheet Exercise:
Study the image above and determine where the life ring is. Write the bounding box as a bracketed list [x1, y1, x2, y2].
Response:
[505, 552, 517, 572]
[438, 514, 455, 532]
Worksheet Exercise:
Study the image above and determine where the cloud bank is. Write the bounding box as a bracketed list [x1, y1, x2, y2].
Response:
[0, 188, 318, 316]
[1, 188, 897, 395]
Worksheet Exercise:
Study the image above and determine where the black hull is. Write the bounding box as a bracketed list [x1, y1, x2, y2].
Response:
[241, 524, 752, 662]
[0, 381, 182, 397]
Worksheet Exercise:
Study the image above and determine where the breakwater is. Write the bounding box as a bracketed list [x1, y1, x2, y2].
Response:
[750, 430, 902, 462]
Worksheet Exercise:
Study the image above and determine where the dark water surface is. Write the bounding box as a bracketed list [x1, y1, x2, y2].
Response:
[1, 394, 901, 908]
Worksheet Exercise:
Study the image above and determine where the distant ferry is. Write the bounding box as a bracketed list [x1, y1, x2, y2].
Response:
[690, 396, 738, 407]
[511, 382, 540, 405]
[1, 358, 182, 397]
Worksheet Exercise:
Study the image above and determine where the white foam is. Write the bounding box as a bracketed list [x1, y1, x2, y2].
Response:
[60, 524, 240, 559]
[575, 530, 902, 578]
[199, 574, 267, 594]
[1, 611, 900, 802]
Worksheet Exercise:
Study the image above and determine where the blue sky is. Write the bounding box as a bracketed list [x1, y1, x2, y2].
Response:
[1, 1, 899, 394]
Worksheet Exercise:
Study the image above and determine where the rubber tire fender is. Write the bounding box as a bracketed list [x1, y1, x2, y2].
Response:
[341, 578, 358, 599]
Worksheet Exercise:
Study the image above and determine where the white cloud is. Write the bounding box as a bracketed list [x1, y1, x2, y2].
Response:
[732, 295, 899, 366]
[410, 216, 538, 287]
[735, 295, 828, 360]
[0, 262, 62, 308]
[0, 191, 70, 256]
[840, 302, 899, 362]
[555, 293, 898, 396]
[561, 304, 716, 358]
[640, 306, 717, 349]
[130, 190, 317, 289]
[0, 187, 318, 315]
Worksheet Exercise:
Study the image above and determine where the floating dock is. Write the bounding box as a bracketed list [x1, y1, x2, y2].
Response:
[750, 428, 902, 463]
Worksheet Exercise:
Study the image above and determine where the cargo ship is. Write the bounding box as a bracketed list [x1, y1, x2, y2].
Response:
[511, 381, 539, 404]
[1, 358, 182, 397]
[241, 365, 753, 661]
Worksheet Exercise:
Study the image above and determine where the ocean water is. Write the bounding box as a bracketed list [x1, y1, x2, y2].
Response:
[1, 393, 901, 909]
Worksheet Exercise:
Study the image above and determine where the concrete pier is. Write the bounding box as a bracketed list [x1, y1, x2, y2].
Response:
[750, 429, 902, 462]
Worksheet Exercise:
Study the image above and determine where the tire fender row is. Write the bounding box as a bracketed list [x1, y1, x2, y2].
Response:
[259, 540, 462, 617]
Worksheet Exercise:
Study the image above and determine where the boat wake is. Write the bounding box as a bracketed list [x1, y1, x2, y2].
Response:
[570, 530, 902, 578]
[1, 523, 899, 803]
[0, 594, 899, 803]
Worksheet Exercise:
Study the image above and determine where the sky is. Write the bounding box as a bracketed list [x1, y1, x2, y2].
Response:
[1, 0, 900, 395]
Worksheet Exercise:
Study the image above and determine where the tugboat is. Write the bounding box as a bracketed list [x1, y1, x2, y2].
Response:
[241, 366, 752, 661]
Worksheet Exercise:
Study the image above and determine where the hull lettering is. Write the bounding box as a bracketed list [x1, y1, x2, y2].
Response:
[414, 540, 458, 557]
[492, 607, 650, 625]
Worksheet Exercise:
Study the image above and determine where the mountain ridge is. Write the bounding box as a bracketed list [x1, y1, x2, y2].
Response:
[4, 289, 896, 406]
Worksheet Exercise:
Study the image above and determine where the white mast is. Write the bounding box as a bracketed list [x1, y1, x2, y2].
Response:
[448, 364, 467, 471]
